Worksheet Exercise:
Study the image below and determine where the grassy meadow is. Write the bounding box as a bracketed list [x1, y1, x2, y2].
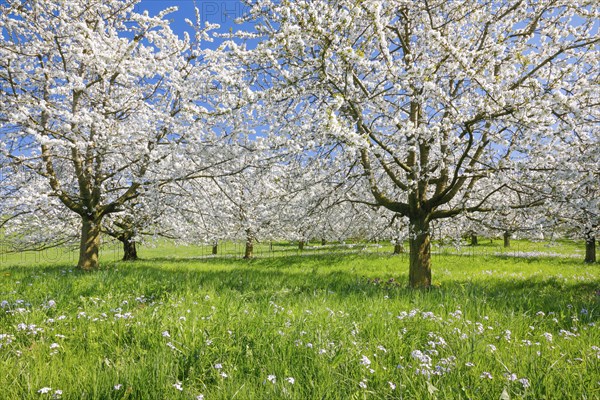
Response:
[0, 240, 598, 399]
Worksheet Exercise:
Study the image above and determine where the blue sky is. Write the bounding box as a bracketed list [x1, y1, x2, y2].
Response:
[136, 0, 252, 47]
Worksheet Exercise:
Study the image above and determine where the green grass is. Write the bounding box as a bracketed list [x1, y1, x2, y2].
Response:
[0, 243, 598, 399]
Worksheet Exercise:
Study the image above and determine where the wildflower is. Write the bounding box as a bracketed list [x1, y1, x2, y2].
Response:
[162, 331, 170, 338]
[214, 363, 222, 369]
[114, 384, 122, 390]
[388, 381, 396, 390]
[377, 345, 388, 353]
[465, 362, 474, 367]
[581, 308, 588, 315]
[286, 377, 295, 384]
[267, 375, 276, 383]
[359, 380, 367, 389]
[319, 349, 326, 354]
[519, 378, 530, 388]
[50, 343, 60, 349]
[166, 342, 177, 351]
[411, 350, 431, 364]
[196, 395, 204, 400]
[54, 390, 62, 398]
[543, 332, 553, 342]
[173, 381, 183, 391]
[220, 372, 228, 378]
[47, 300, 56, 308]
[38, 387, 52, 394]
[487, 344, 497, 352]
[480, 372, 493, 379]
[360, 355, 371, 366]
[505, 373, 517, 381]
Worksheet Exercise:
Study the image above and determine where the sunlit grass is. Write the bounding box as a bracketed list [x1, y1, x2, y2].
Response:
[0, 243, 598, 399]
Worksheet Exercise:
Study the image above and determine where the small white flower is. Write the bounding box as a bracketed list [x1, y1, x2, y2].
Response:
[214, 363, 222, 369]
[114, 384, 122, 390]
[465, 362, 475, 367]
[487, 344, 497, 352]
[505, 373, 517, 381]
[220, 372, 228, 378]
[173, 381, 183, 391]
[50, 343, 60, 349]
[285, 377, 295, 384]
[267, 375, 276, 383]
[162, 331, 170, 338]
[519, 378, 530, 388]
[38, 387, 52, 394]
[480, 372, 493, 379]
[196, 395, 204, 400]
[388, 381, 396, 390]
[359, 380, 367, 389]
[543, 332, 553, 342]
[360, 355, 371, 366]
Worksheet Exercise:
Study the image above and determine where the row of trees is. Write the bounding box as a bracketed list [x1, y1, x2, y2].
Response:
[1, 0, 598, 287]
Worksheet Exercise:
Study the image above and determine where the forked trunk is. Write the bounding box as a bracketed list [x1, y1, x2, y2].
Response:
[244, 230, 254, 259]
[585, 234, 596, 264]
[503, 231, 511, 248]
[298, 240, 305, 251]
[78, 217, 101, 270]
[409, 218, 431, 288]
[121, 238, 138, 261]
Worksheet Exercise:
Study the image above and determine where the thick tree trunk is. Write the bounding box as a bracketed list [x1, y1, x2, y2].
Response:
[121, 238, 138, 261]
[585, 234, 596, 263]
[503, 231, 511, 248]
[244, 231, 253, 259]
[470, 233, 478, 246]
[78, 217, 101, 270]
[408, 218, 431, 288]
[321, 238, 326, 246]
[212, 241, 218, 255]
[393, 242, 404, 254]
[298, 240, 305, 251]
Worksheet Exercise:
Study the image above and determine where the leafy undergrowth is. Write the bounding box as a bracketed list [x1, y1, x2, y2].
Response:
[0, 252, 598, 399]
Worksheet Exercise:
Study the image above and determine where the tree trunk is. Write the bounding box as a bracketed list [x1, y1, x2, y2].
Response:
[408, 218, 431, 288]
[244, 231, 254, 259]
[470, 233, 478, 246]
[503, 231, 511, 248]
[298, 240, 305, 251]
[78, 217, 101, 270]
[585, 234, 596, 263]
[121, 238, 138, 261]
[321, 238, 326, 246]
[212, 241, 218, 255]
[393, 242, 404, 254]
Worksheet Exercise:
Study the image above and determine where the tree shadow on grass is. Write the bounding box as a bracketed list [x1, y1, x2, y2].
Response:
[2, 253, 598, 321]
